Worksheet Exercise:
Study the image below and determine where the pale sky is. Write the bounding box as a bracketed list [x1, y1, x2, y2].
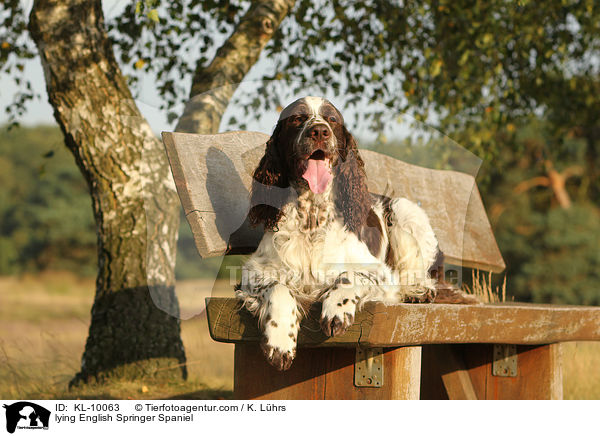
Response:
[0, 0, 191, 133]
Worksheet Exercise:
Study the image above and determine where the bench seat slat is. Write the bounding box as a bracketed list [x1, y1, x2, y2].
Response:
[206, 297, 600, 347]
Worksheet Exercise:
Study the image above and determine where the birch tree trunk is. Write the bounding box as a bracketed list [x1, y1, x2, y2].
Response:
[29, 0, 186, 383]
[28, 0, 294, 383]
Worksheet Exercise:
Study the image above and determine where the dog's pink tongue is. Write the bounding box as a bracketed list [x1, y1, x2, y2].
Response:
[302, 158, 332, 194]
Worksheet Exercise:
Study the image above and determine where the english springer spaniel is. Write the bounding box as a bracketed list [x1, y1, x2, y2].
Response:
[235, 96, 444, 370]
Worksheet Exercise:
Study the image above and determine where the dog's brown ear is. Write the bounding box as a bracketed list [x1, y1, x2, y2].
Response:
[334, 125, 372, 235]
[248, 122, 289, 230]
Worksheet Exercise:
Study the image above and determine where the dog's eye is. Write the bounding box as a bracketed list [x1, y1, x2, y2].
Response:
[290, 115, 307, 126]
[328, 116, 337, 123]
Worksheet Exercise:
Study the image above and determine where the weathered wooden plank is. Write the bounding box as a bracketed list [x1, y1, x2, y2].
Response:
[436, 345, 478, 400]
[322, 346, 421, 400]
[386, 346, 422, 400]
[162, 131, 267, 258]
[421, 344, 563, 399]
[420, 345, 451, 399]
[206, 297, 600, 347]
[463, 344, 563, 400]
[233, 344, 421, 400]
[359, 150, 502, 272]
[233, 343, 327, 400]
[162, 131, 505, 272]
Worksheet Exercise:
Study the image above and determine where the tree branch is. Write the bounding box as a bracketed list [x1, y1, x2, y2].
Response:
[176, 0, 295, 134]
[561, 165, 584, 180]
[513, 176, 550, 195]
[514, 160, 583, 209]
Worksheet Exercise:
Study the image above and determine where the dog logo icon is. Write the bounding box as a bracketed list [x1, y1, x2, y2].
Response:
[2, 402, 50, 433]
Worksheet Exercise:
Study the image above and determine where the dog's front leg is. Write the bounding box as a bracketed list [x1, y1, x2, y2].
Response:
[257, 283, 301, 371]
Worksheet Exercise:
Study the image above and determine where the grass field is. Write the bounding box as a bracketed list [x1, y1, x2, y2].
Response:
[0, 272, 599, 400]
[0, 273, 235, 400]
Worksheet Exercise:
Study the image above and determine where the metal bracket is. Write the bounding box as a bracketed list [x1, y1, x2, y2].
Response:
[492, 344, 518, 377]
[354, 347, 384, 387]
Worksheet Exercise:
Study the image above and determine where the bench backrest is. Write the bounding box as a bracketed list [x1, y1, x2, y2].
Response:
[162, 131, 505, 272]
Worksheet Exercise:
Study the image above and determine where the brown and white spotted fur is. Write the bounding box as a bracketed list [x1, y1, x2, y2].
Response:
[235, 96, 441, 371]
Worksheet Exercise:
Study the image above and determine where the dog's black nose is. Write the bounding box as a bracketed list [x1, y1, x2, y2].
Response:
[308, 124, 330, 141]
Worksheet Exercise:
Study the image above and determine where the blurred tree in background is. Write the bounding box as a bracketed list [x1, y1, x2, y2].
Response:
[479, 121, 600, 305]
[0, 126, 96, 275]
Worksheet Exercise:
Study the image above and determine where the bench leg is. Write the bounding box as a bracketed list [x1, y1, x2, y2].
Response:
[421, 343, 563, 400]
[234, 344, 421, 400]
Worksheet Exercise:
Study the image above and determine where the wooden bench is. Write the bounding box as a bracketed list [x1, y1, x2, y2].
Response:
[206, 297, 600, 399]
[162, 131, 600, 400]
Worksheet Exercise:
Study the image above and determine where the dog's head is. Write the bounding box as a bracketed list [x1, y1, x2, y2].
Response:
[249, 96, 371, 234]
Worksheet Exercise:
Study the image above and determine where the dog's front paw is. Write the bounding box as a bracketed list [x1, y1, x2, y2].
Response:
[404, 287, 437, 303]
[260, 319, 298, 371]
[320, 289, 357, 337]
